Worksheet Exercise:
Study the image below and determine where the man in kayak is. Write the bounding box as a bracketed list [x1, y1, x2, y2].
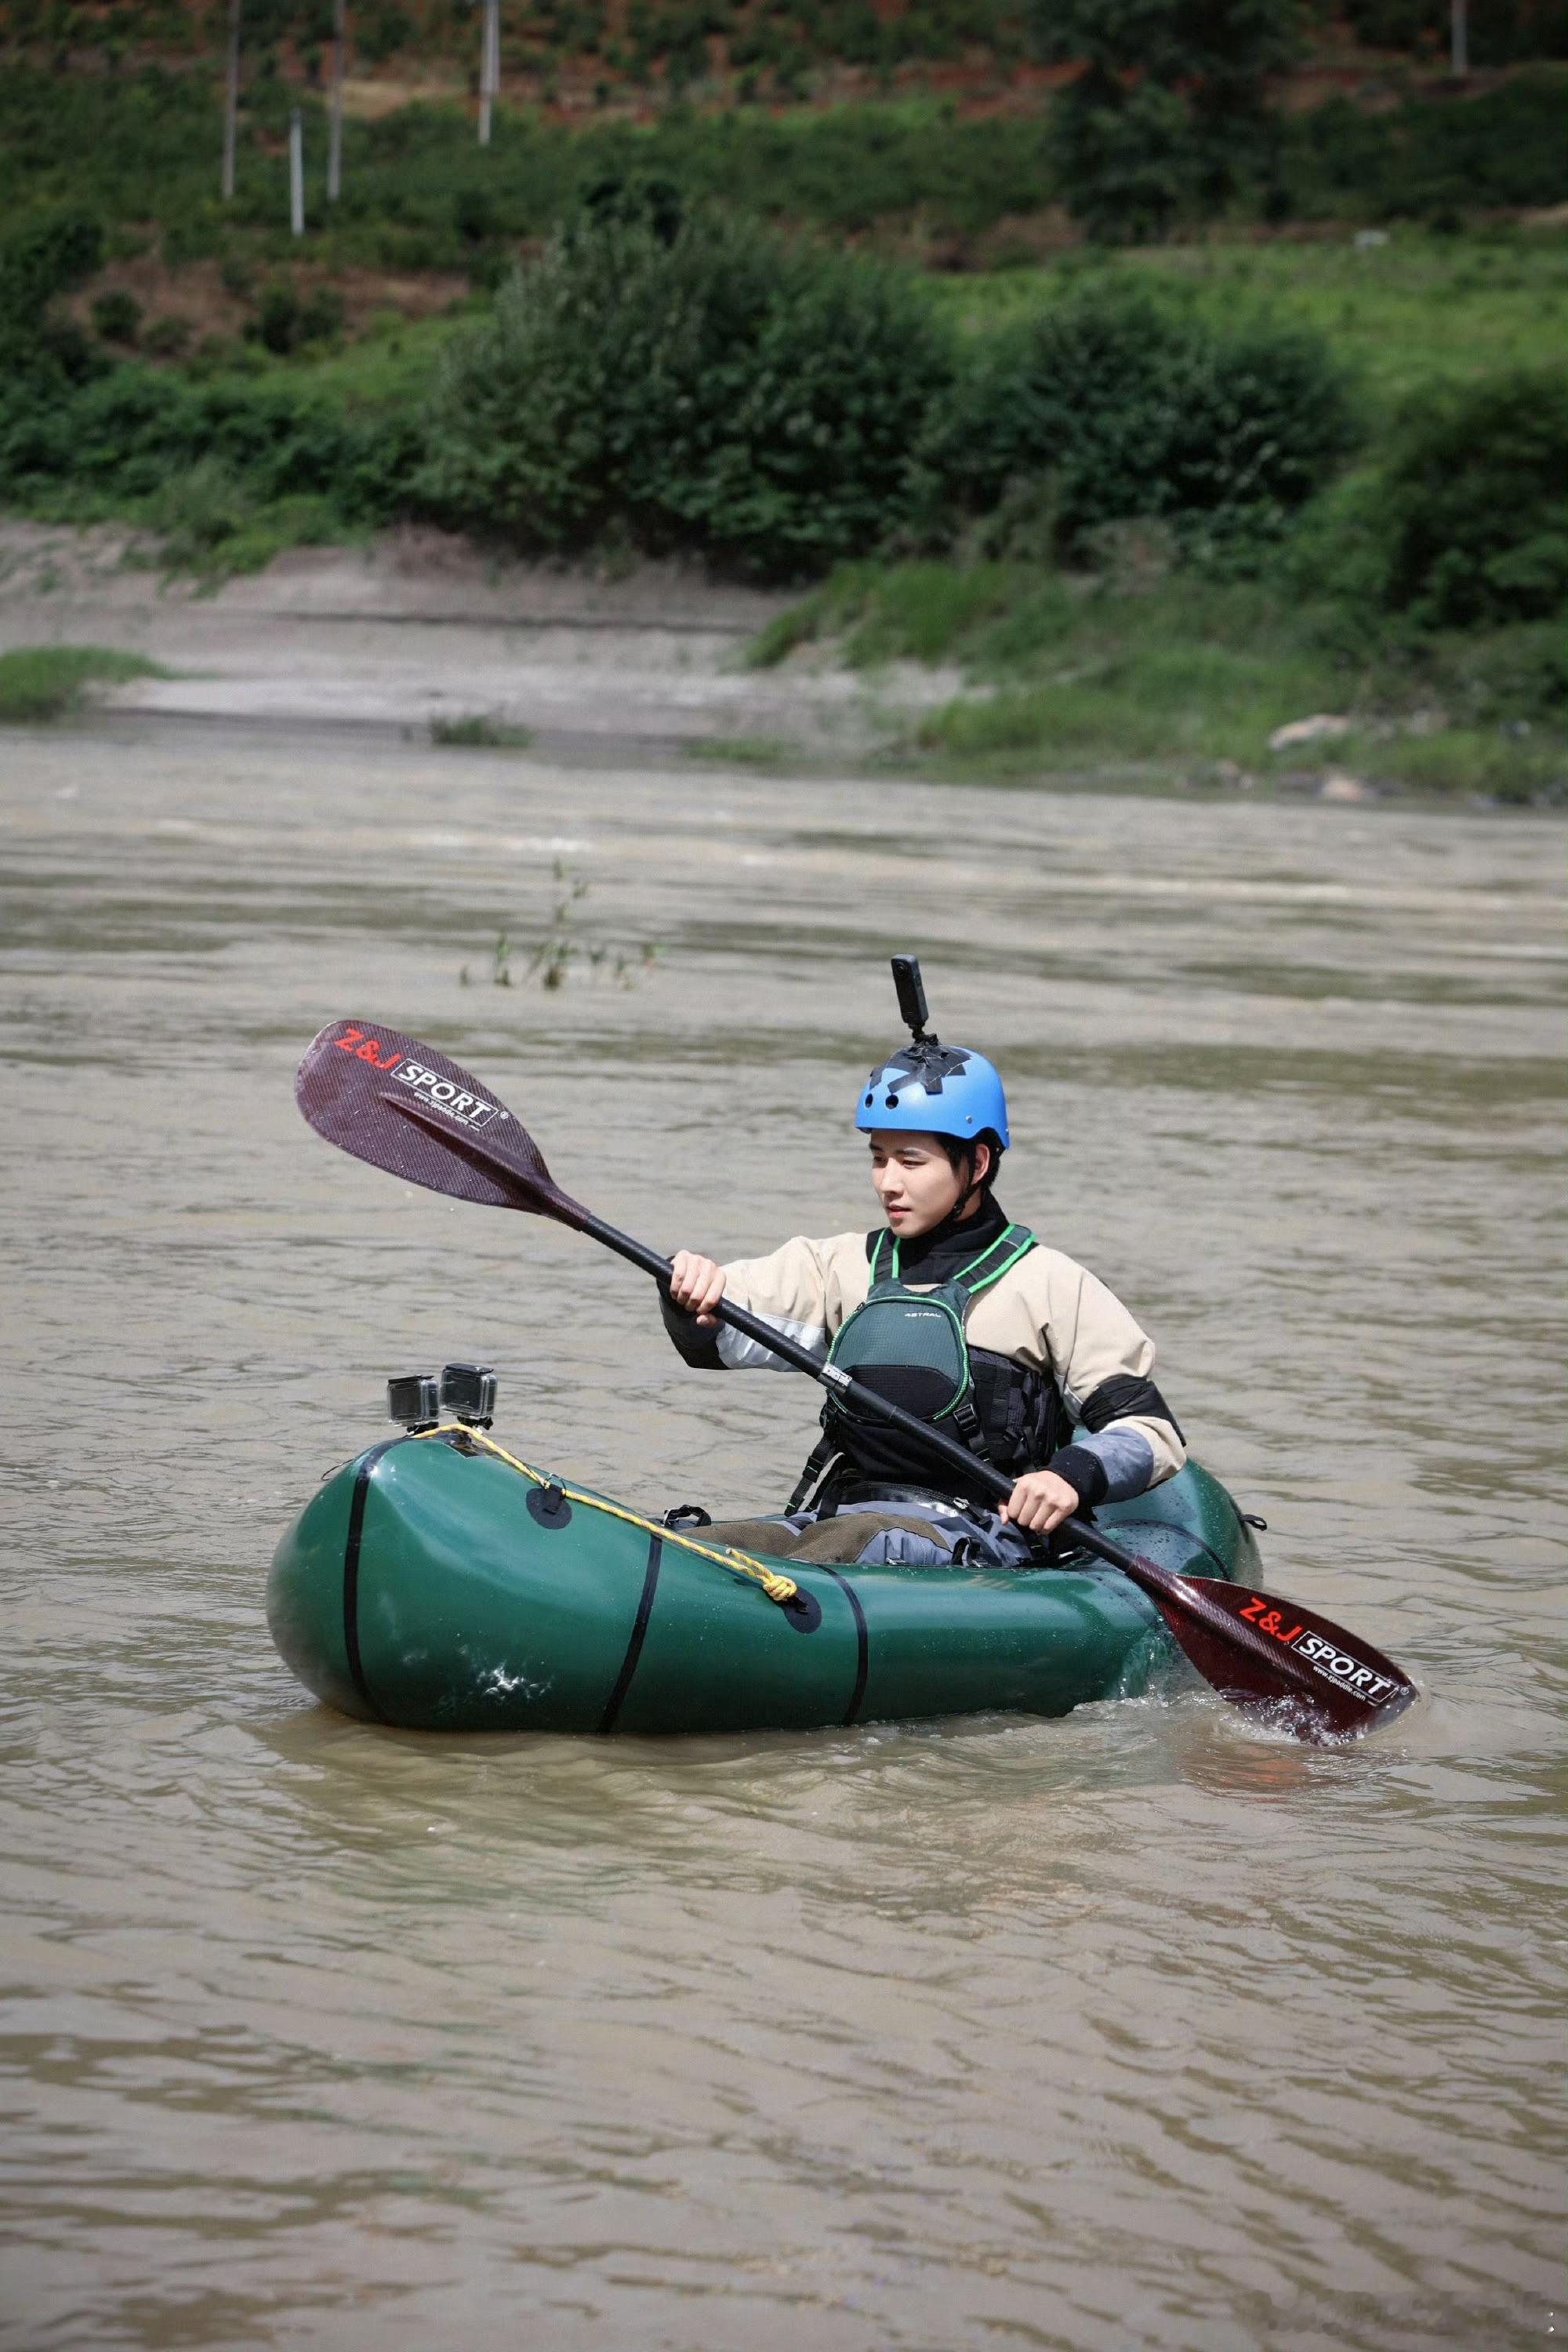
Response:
[661, 971, 1184, 1570]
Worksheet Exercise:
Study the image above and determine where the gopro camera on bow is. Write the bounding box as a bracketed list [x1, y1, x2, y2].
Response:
[386, 1363, 497, 1430]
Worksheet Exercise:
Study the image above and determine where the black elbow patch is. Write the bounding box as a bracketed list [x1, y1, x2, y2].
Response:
[1078, 1374, 1183, 1443]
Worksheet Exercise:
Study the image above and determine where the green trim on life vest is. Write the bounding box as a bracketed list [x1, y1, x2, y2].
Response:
[878, 1220, 1036, 1303]
[829, 1221, 1040, 1435]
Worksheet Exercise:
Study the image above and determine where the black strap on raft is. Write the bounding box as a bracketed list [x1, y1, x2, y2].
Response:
[661, 1502, 712, 1530]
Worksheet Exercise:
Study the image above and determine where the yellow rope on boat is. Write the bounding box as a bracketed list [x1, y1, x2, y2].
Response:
[408, 1425, 801, 1607]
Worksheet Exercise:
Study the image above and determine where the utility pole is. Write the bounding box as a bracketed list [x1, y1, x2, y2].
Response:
[221, 0, 241, 199]
[1450, 0, 1468, 74]
[479, 0, 499, 145]
[289, 107, 305, 235]
[328, 0, 347, 201]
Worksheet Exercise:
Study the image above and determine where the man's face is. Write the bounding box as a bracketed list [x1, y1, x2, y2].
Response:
[867, 1131, 987, 1237]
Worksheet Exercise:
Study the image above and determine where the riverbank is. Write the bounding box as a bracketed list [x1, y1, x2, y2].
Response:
[6, 214, 1563, 816]
[3, 522, 1563, 805]
[0, 521, 958, 762]
[749, 559, 1568, 806]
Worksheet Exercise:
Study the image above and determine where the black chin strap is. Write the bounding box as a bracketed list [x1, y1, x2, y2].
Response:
[946, 1145, 995, 1228]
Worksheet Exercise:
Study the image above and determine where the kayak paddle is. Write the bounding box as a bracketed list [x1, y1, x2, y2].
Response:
[296, 1018, 1417, 1744]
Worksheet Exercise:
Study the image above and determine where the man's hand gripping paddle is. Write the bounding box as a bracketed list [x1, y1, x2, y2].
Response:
[297, 1019, 1417, 1746]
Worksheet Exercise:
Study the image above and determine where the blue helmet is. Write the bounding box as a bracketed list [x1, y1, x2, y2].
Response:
[855, 1039, 1011, 1150]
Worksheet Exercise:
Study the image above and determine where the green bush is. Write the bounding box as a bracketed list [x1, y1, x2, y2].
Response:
[1364, 368, 1568, 626]
[927, 288, 1356, 559]
[91, 288, 143, 345]
[145, 456, 353, 575]
[0, 359, 422, 541]
[250, 281, 348, 356]
[1280, 73, 1568, 221]
[0, 208, 103, 331]
[0, 643, 163, 722]
[1033, 0, 1302, 238]
[420, 209, 953, 575]
[1046, 82, 1207, 245]
[142, 313, 192, 358]
[1443, 622, 1568, 722]
[355, 1, 416, 64]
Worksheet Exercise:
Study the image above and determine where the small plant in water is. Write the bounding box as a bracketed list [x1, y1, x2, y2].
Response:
[460, 862, 659, 992]
[527, 862, 590, 990]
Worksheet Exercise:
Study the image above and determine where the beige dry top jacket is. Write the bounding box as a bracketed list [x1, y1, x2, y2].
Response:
[662, 1203, 1185, 1512]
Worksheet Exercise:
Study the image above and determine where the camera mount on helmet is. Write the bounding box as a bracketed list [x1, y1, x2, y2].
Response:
[855, 956, 1011, 1147]
[880, 953, 971, 1099]
[891, 954, 930, 1044]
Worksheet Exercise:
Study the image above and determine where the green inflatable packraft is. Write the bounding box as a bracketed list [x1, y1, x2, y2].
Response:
[267, 1427, 1264, 1736]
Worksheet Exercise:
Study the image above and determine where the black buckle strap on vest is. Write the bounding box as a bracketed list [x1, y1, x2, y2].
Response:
[786, 1432, 840, 1515]
[949, 1388, 993, 1465]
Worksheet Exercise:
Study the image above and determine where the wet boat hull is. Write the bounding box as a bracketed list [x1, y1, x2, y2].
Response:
[267, 1429, 1262, 1736]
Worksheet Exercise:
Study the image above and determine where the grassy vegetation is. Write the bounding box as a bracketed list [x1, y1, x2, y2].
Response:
[0, 74, 1062, 270]
[750, 565, 1567, 801]
[429, 710, 534, 745]
[1, 65, 1564, 287]
[9, 227, 1559, 597]
[458, 866, 660, 991]
[930, 230, 1568, 415]
[0, 643, 165, 720]
[725, 236, 1567, 801]
[147, 223, 1567, 427]
[139, 456, 365, 576]
[245, 307, 478, 403]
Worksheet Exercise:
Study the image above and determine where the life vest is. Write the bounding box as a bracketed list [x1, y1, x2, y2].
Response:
[790, 1223, 1057, 1508]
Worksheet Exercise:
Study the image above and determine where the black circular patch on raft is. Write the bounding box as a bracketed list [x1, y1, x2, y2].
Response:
[527, 1483, 572, 1530]
[781, 1586, 823, 1634]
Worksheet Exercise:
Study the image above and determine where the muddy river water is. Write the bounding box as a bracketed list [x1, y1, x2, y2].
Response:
[2, 722, 1564, 2350]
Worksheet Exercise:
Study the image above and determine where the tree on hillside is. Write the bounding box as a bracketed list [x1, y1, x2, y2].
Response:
[1032, 0, 1305, 239]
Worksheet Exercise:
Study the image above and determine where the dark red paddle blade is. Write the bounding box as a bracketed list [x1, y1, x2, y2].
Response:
[1152, 1575, 1417, 1743]
[296, 1020, 570, 1217]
